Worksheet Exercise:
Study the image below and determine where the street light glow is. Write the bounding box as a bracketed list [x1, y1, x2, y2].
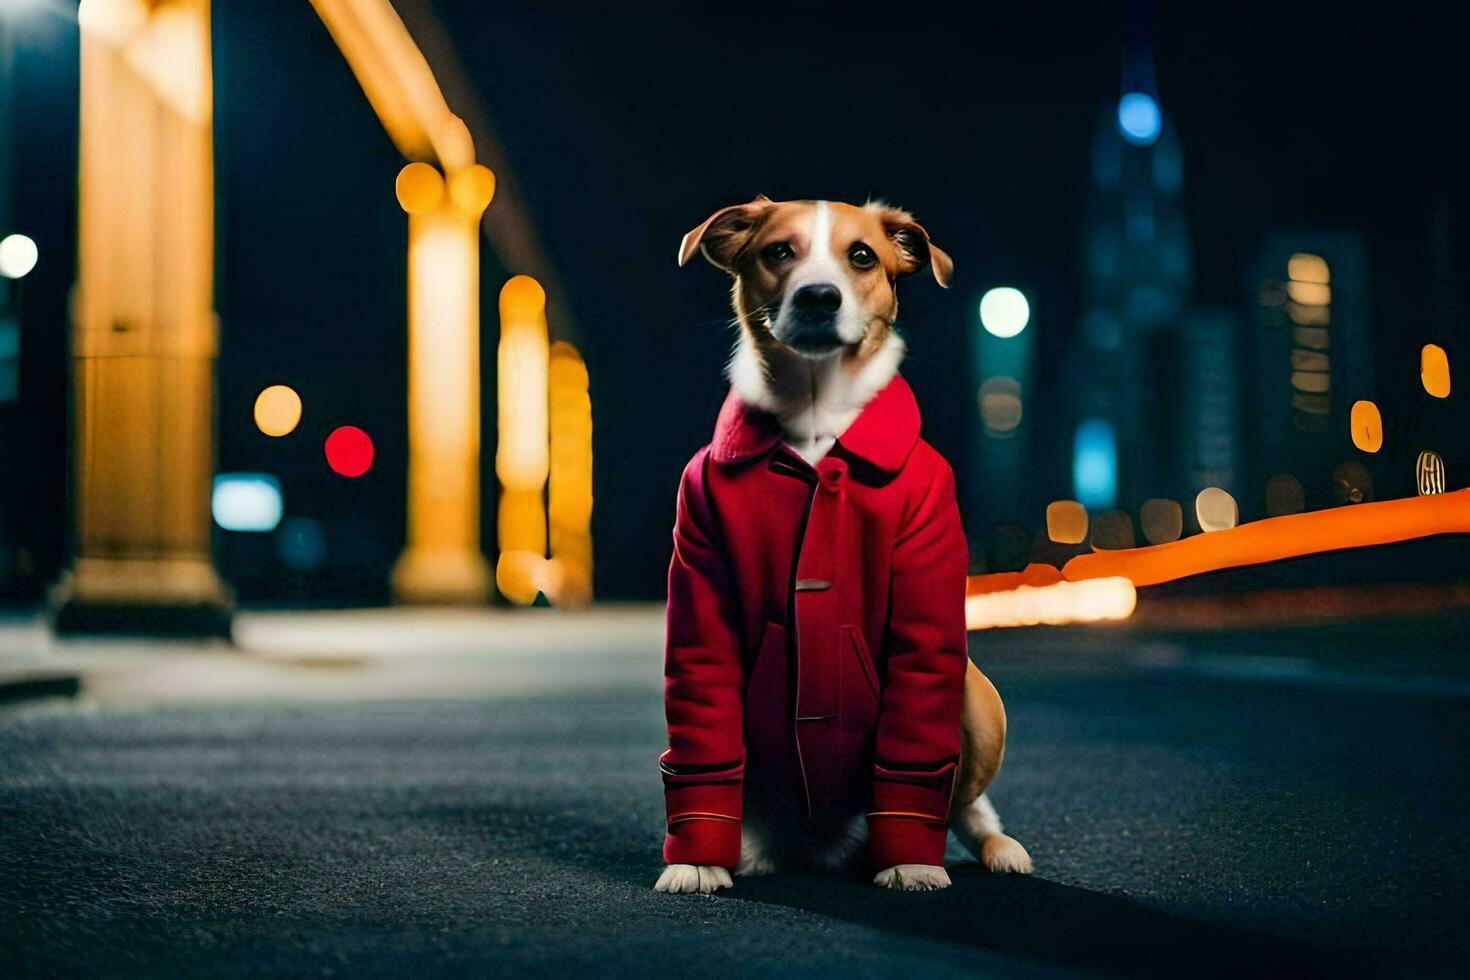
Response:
[979, 287, 1029, 338]
[0, 234, 38, 279]
[1117, 92, 1161, 146]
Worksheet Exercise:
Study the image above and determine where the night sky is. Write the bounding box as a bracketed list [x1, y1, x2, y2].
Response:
[3, 2, 1465, 602]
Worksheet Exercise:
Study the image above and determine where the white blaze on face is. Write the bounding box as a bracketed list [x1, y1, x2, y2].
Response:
[773, 200, 867, 349]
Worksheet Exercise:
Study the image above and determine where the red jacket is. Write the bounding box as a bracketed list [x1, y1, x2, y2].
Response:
[660, 374, 969, 872]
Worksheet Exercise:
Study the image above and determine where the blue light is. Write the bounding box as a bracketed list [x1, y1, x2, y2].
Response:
[276, 516, 327, 571]
[1073, 419, 1118, 511]
[212, 473, 284, 532]
[1117, 92, 1161, 147]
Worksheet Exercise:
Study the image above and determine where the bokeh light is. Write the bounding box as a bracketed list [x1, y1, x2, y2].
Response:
[325, 425, 375, 478]
[77, 0, 148, 45]
[395, 161, 444, 214]
[1416, 451, 1446, 496]
[448, 163, 496, 214]
[1116, 92, 1161, 146]
[978, 376, 1023, 433]
[1090, 510, 1136, 551]
[211, 474, 283, 532]
[1350, 400, 1383, 453]
[548, 341, 594, 607]
[979, 287, 1030, 338]
[253, 384, 302, 437]
[1421, 344, 1451, 398]
[0, 233, 38, 279]
[1140, 498, 1183, 544]
[1332, 461, 1372, 505]
[1045, 500, 1088, 545]
[1286, 281, 1331, 306]
[276, 516, 328, 571]
[1073, 418, 1118, 511]
[1195, 487, 1238, 532]
[1265, 474, 1306, 516]
[1287, 253, 1330, 284]
[966, 577, 1136, 630]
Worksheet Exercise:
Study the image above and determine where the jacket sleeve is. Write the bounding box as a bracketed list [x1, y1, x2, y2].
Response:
[660, 448, 745, 869]
[868, 458, 969, 870]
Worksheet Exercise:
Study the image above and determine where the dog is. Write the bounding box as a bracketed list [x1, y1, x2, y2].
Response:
[655, 197, 1031, 894]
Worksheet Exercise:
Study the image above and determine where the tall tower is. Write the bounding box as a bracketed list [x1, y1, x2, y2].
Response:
[1068, 3, 1195, 517]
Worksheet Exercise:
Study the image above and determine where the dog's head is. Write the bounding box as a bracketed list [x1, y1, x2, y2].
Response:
[678, 197, 952, 359]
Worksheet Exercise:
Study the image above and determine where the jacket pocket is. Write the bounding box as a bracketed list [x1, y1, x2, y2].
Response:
[840, 625, 881, 734]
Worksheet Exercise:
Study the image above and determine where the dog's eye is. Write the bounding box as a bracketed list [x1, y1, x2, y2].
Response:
[849, 244, 878, 269]
[761, 242, 794, 264]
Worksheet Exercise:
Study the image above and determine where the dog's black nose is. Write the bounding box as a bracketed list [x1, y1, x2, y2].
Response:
[792, 283, 842, 317]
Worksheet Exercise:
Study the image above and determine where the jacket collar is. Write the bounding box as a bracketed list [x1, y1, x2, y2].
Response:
[710, 374, 921, 473]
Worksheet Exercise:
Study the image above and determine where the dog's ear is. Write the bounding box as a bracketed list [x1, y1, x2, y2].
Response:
[869, 204, 953, 288]
[678, 195, 773, 273]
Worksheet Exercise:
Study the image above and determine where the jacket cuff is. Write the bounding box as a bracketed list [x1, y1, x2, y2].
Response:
[661, 750, 744, 868]
[663, 815, 742, 868]
[867, 758, 957, 870]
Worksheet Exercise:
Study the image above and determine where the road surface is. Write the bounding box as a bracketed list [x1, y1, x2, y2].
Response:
[2, 609, 1467, 976]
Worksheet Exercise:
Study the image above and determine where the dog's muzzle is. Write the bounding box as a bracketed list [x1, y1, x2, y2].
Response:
[780, 283, 844, 353]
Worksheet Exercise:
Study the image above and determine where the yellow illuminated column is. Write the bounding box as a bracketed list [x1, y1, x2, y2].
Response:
[547, 341, 593, 607]
[495, 276, 551, 604]
[53, 0, 229, 634]
[390, 162, 497, 604]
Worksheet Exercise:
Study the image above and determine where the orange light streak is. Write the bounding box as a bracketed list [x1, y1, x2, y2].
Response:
[1058, 489, 1470, 588]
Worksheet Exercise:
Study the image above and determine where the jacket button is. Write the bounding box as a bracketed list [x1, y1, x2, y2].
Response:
[820, 468, 843, 492]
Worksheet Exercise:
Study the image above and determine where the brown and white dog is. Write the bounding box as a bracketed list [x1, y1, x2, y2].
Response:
[656, 197, 1031, 893]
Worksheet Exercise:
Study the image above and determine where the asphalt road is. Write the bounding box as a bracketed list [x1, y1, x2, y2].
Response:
[3, 616, 1468, 977]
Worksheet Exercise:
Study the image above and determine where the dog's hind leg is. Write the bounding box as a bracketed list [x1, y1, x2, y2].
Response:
[949, 660, 1032, 874]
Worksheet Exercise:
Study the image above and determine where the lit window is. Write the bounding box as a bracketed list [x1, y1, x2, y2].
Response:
[1286, 303, 1330, 326]
[1290, 349, 1329, 372]
[1292, 327, 1330, 350]
[1291, 371, 1331, 394]
[1287, 253, 1330, 284]
[1286, 281, 1331, 306]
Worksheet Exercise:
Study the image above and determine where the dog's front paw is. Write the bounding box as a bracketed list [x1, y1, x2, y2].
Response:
[654, 864, 733, 894]
[873, 864, 951, 891]
[981, 834, 1033, 874]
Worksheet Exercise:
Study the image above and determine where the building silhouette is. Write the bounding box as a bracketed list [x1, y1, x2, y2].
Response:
[1245, 228, 1374, 515]
[1066, 9, 1201, 522]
